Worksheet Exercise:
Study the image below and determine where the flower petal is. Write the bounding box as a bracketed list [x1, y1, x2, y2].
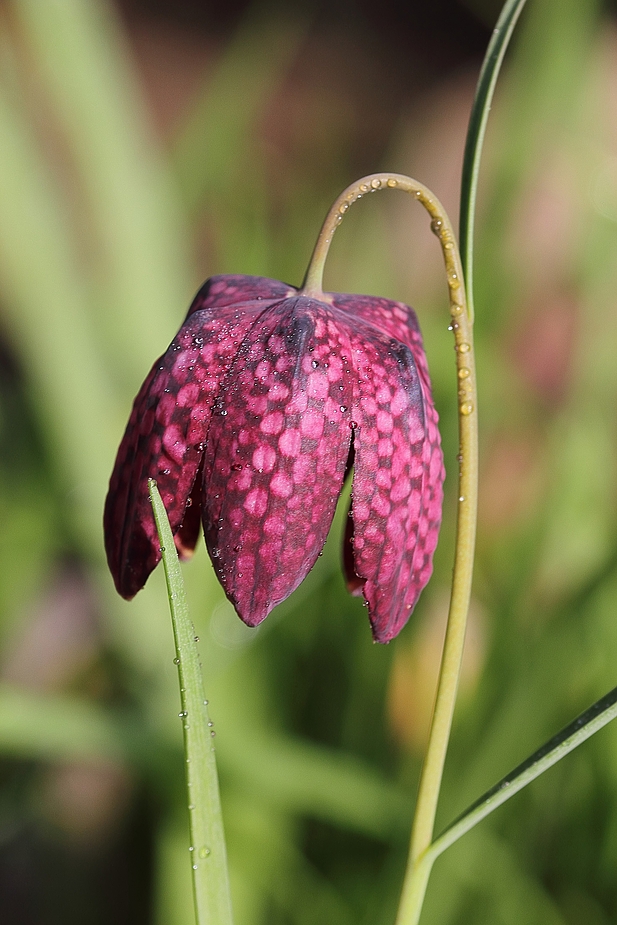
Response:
[344, 318, 444, 643]
[202, 296, 354, 625]
[187, 274, 295, 316]
[331, 291, 434, 402]
[104, 290, 281, 598]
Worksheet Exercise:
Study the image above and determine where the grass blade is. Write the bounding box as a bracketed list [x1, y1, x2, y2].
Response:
[429, 683, 617, 861]
[149, 479, 233, 925]
[459, 0, 528, 322]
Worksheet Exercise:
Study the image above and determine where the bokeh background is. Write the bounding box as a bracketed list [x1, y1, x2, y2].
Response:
[1, 0, 617, 922]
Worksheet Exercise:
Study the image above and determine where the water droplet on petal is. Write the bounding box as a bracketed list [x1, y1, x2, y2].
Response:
[198, 846, 211, 859]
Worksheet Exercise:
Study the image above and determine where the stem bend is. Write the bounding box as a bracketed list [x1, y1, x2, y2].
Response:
[303, 173, 478, 925]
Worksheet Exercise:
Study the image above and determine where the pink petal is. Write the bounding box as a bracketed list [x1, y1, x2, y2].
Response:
[186, 274, 295, 317]
[343, 317, 444, 643]
[202, 296, 354, 625]
[104, 293, 280, 598]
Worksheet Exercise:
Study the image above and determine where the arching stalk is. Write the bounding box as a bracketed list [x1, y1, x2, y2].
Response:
[302, 173, 478, 925]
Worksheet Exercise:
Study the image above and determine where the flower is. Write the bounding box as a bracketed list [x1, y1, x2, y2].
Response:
[104, 274, 444, 643]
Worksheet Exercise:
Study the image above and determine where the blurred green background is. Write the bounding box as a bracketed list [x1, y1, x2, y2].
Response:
[1, 0, 617, 922]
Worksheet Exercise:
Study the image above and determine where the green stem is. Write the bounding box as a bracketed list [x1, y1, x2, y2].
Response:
[150, 479, 234, 925]
[301, 173, 477, 925]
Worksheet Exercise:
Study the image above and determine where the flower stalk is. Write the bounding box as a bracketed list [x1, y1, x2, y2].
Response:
[301, 173, 478, 925]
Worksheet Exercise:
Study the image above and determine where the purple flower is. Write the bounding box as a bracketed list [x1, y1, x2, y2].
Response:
[104, 274, 444, 643]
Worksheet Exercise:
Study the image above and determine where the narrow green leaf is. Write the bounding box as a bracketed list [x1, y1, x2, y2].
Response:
[459, 0, 528, 322]
[429, 684, 617, 861]
[149, 479, 233, 925]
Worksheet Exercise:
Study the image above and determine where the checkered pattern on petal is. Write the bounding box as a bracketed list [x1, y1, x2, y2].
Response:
[202, 296, 354, 625]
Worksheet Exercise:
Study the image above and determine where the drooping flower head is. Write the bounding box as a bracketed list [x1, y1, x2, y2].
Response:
[104, 274, 444, 643]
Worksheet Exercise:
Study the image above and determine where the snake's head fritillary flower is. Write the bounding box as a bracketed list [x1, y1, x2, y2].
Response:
[104, 274, 444, 643]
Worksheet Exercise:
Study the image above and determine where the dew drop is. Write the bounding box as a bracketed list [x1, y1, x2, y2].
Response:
[188, 804, 195, 810]
[457, 343, 471, 354]
[430, 218, 443, 235]
[211, 547, 220, 559]
[340, 405, 348, 412]
[189, 846, 195, 853]
[371, 177, 381, 189]
[159, 546, 165, 553]
[459, 496, 465, 503]
[233, 544, 242, 552]
[311, 360, 319, 368]
[360, 183, 369, 192]
[458, 367, 470, 379]
[339, 202, 349, 214]
[460, 402, 474, 415]
[194, 635, 200, 643]
[231, 463, 243, 472]
[186, 497, 193, 507]
[192, 864, 198, 870]
[349, 420, 358, 429]
[387, 178, 397, 187]
[173, 657, 180, 665]
[207, 721, 214, 727]
[211, 730, 216, 737]
[198, 846, 211, 859]
[447, 324, 453, 331]
[179, 711, 188, 718]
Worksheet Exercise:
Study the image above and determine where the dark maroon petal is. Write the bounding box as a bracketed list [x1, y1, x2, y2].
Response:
[104, 293, 277, 598]
[329, 291, 420, 350]
[202, 295, 354, 626]
[186, 275, 295, 318]
[330, 291, 434, 401]
[344, 317, 444, 643]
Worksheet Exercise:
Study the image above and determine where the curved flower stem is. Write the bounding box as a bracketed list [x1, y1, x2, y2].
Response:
[301, 173, 478, 925]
